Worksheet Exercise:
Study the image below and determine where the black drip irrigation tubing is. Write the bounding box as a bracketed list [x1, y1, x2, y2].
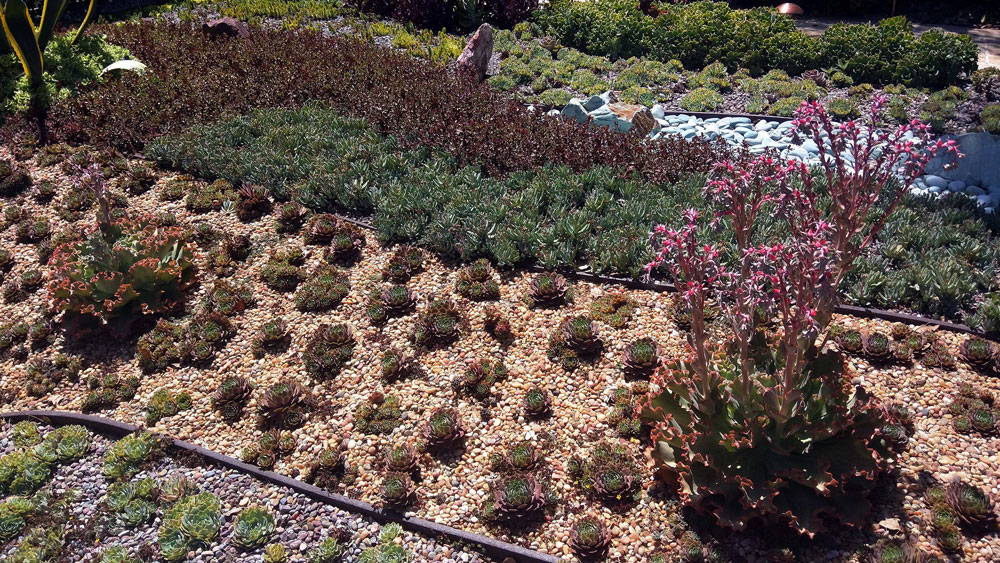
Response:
[0, 410, 560, 563]
[332, 214, 987, 338]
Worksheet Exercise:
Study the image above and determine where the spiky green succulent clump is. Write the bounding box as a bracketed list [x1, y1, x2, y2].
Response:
[864, 332, 892, 360]
[359, 522, 413, 562]
[260, 247, 305, 292]
[384, 246, 423, 282]
[264, 543, 289, 563]
[571, 441, 642, 505]
[295, 264, 351, 312]
[306, 537, 344, 563]
[490, 441, 543, 472]
[411, 300, 464, 348]
[523, 386, 551, 418]
[922, 340, 956, 370]
[869, 542, 905, 563]
[104, 432, 159, 481]
[326, 227, 365, 265]
[99, 545, 143, 563]
[384, 444, 420, 473]
[158, 492, 224, 561]
[11, 422, 41, 448]
[528, 272, 569, 307]
[935, 523, 963, 553]
[212, 376, 254, 422]
[483, 305, 513, 340]
[307, 443, 347, 490]
[205, 279, 255, 316]
[945, 482, 996, 528]
[607, 383, 648, 438]
[960, 336, 997, 368]
[452, 359, 508, 400]
[423, 407, 465, 449]
[569, 516, 611, 560]
[548, 315, 602, 369]
[275, 202, 308, 234]
[353, 394, 403, 435]
[455, 259, 500, 300]
[233, 506, 276, 550]
[235, 185, 273, 221]
[303, 214, 341, 246]
[836, 329, 864, 354]
[303, 324, 356, 380]
[107, 478, 158, 527]
[253, 318, 290, 356]
[591, 292, 635, 328]
[623, 338, 659, 377]
[380, 472, 414, 506]
[257, 381, 310, 430]
[380, 348, 418, 381]
[145, 389, 192, 426]
[483, 474, 548, 522]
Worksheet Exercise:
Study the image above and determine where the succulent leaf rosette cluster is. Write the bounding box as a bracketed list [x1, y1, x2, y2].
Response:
[48, 216, 196, 325]
[642, 97, 959, 537]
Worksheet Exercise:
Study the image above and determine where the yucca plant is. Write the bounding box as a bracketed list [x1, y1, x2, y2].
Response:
[1, 0, 98, 143]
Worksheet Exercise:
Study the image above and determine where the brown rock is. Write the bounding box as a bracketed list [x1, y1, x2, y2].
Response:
[202, 17, 250, 40]
[456, 23, 494, 82]
[608, 103, 658, 137]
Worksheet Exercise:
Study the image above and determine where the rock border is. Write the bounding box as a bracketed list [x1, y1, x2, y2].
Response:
[0, 410, 561, 563]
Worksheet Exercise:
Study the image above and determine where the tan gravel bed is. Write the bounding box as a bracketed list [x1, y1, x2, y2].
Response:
[0, 148, 998, 562]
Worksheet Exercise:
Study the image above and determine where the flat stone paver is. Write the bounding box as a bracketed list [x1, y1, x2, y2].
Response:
[796, 17, 1000, 69]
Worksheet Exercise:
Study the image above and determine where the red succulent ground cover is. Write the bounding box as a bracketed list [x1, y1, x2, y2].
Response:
[3, 23, 725, 184]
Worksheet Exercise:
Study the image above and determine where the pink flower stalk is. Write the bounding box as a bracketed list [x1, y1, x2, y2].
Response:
[648, 96, 961, 413]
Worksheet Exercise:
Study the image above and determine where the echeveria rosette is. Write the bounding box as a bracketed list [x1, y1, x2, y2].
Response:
[642, 341, 893, 538]
[48, 217, 196, 326]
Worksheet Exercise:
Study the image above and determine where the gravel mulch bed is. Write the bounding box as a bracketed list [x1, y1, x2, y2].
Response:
[0, 423, 487, 562]
[0, 148, 998, 562]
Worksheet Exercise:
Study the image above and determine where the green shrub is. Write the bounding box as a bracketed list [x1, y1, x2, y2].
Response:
[767, 96, 805, 117]
[896, 29, 978, 88]
[538, 88, 572, 107]
[620, 85, 655, 105]
[688, 61, 732, 92]
[1, 33, 130, 117]
[762, 31, 822, 76]
[679, 87, 723, 112]
[970, 293, 1000, 334]
[980, 104, 1000, 134]
[569, 69, 610, 95]
[613, 58, 680, 89]
[826, 98, 860, 119]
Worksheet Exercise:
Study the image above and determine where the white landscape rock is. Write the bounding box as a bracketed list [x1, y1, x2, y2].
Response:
[100, 60, 146, 75]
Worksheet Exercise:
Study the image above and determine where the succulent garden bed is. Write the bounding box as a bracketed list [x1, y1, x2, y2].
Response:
[0, 151, 997, 561]
[3, 1, 1000, 561]
[0, 420, 498, 562]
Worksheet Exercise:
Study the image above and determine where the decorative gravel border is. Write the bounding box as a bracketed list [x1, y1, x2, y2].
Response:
[0, 410, 561, 563]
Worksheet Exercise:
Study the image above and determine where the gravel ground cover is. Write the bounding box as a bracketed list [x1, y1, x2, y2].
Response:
[0, 150, 998, 561]
[0, 422, 489, 562]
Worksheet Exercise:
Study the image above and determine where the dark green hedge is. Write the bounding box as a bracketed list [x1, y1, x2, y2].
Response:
[535, 0, 978, 87]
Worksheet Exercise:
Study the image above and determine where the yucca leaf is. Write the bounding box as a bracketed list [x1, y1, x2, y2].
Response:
[71, 0, 97, 45]
[1, 0, 43, 86]
[36, 0, 71, 52]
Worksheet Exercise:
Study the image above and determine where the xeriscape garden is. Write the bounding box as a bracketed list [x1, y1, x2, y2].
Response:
[1, 0, 999, 561]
